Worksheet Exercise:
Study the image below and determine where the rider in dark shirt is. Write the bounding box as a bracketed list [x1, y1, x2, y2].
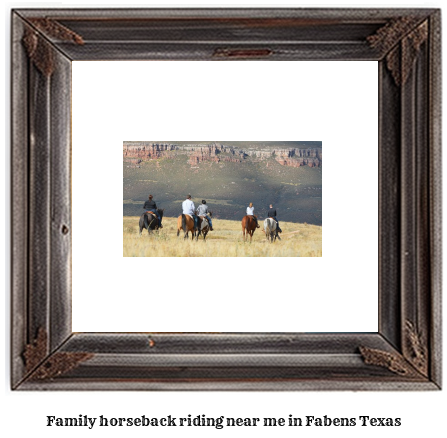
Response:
[143, 195, 163, 228]
[267, 204, 282, 233]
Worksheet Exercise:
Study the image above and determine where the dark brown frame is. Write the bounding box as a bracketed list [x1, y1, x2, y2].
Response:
[11, 8, 441, 390]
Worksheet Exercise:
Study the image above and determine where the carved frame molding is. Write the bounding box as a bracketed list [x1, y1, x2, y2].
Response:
[11, 8, 441, 390]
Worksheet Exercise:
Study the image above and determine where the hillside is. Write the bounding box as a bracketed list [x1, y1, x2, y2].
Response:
[123, 141, 322, 225]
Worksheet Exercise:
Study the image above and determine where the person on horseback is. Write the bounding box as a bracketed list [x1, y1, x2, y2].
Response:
[267, 204, 282, 233]
[196, 200, 214, 231]
[143, 194, 163, 228]
[246, 202, 260, 228]
[182, 194, 199, 230]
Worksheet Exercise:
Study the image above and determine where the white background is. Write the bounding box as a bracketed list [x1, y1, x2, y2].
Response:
[72, 60, 378, 332]
[2, 1, 445, 438]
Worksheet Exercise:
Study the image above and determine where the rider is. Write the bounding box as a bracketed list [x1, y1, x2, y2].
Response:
[143, 194, 162, 228]
[182, 194, 199, 230]
[196, 200, 214, 231]
[267, 204, 282, 233]
[246, 202, 260, 228]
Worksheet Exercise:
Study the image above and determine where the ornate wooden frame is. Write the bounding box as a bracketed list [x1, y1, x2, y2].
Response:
[11, 8, 441, 390]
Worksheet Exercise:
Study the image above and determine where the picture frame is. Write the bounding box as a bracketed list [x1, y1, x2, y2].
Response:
[11, 8, 441, 390]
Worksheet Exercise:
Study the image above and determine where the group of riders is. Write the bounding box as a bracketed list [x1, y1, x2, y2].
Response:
[142, 194, 282, 233]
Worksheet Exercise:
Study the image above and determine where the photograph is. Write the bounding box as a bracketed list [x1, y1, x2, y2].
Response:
[123, 141, 322, 257]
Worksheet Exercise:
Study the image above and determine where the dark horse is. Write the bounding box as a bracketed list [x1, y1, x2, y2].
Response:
[139, 209, 164, 235]
[242, 215, 257, 243]
[177, 214, 198, 240]
[197, 212, 212, 241]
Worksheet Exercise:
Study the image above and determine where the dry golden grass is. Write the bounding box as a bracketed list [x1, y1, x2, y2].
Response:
[124, 216, 322, 257]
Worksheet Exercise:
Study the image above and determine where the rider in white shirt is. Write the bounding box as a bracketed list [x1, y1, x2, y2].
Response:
[246, 202, 260, 228]
[182, 195, 198, 229]
[182, 195, 195, 215]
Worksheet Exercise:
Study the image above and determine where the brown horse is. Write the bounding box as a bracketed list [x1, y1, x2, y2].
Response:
[177, 214, 198, 240]
[242, 215, 257, 243]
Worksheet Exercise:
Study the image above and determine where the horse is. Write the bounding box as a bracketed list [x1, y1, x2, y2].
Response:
[197, 212, 212, 241]
[139, 209, 164, 235]
[241, 215, 257, 243]
[177, 214, 198, 240]
[264, 217, 278, 243]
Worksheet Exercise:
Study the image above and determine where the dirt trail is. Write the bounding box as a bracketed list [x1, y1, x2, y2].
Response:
[280, 230, 301, 237]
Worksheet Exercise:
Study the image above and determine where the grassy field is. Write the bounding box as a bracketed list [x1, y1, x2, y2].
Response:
[123, 216, 322, 257]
